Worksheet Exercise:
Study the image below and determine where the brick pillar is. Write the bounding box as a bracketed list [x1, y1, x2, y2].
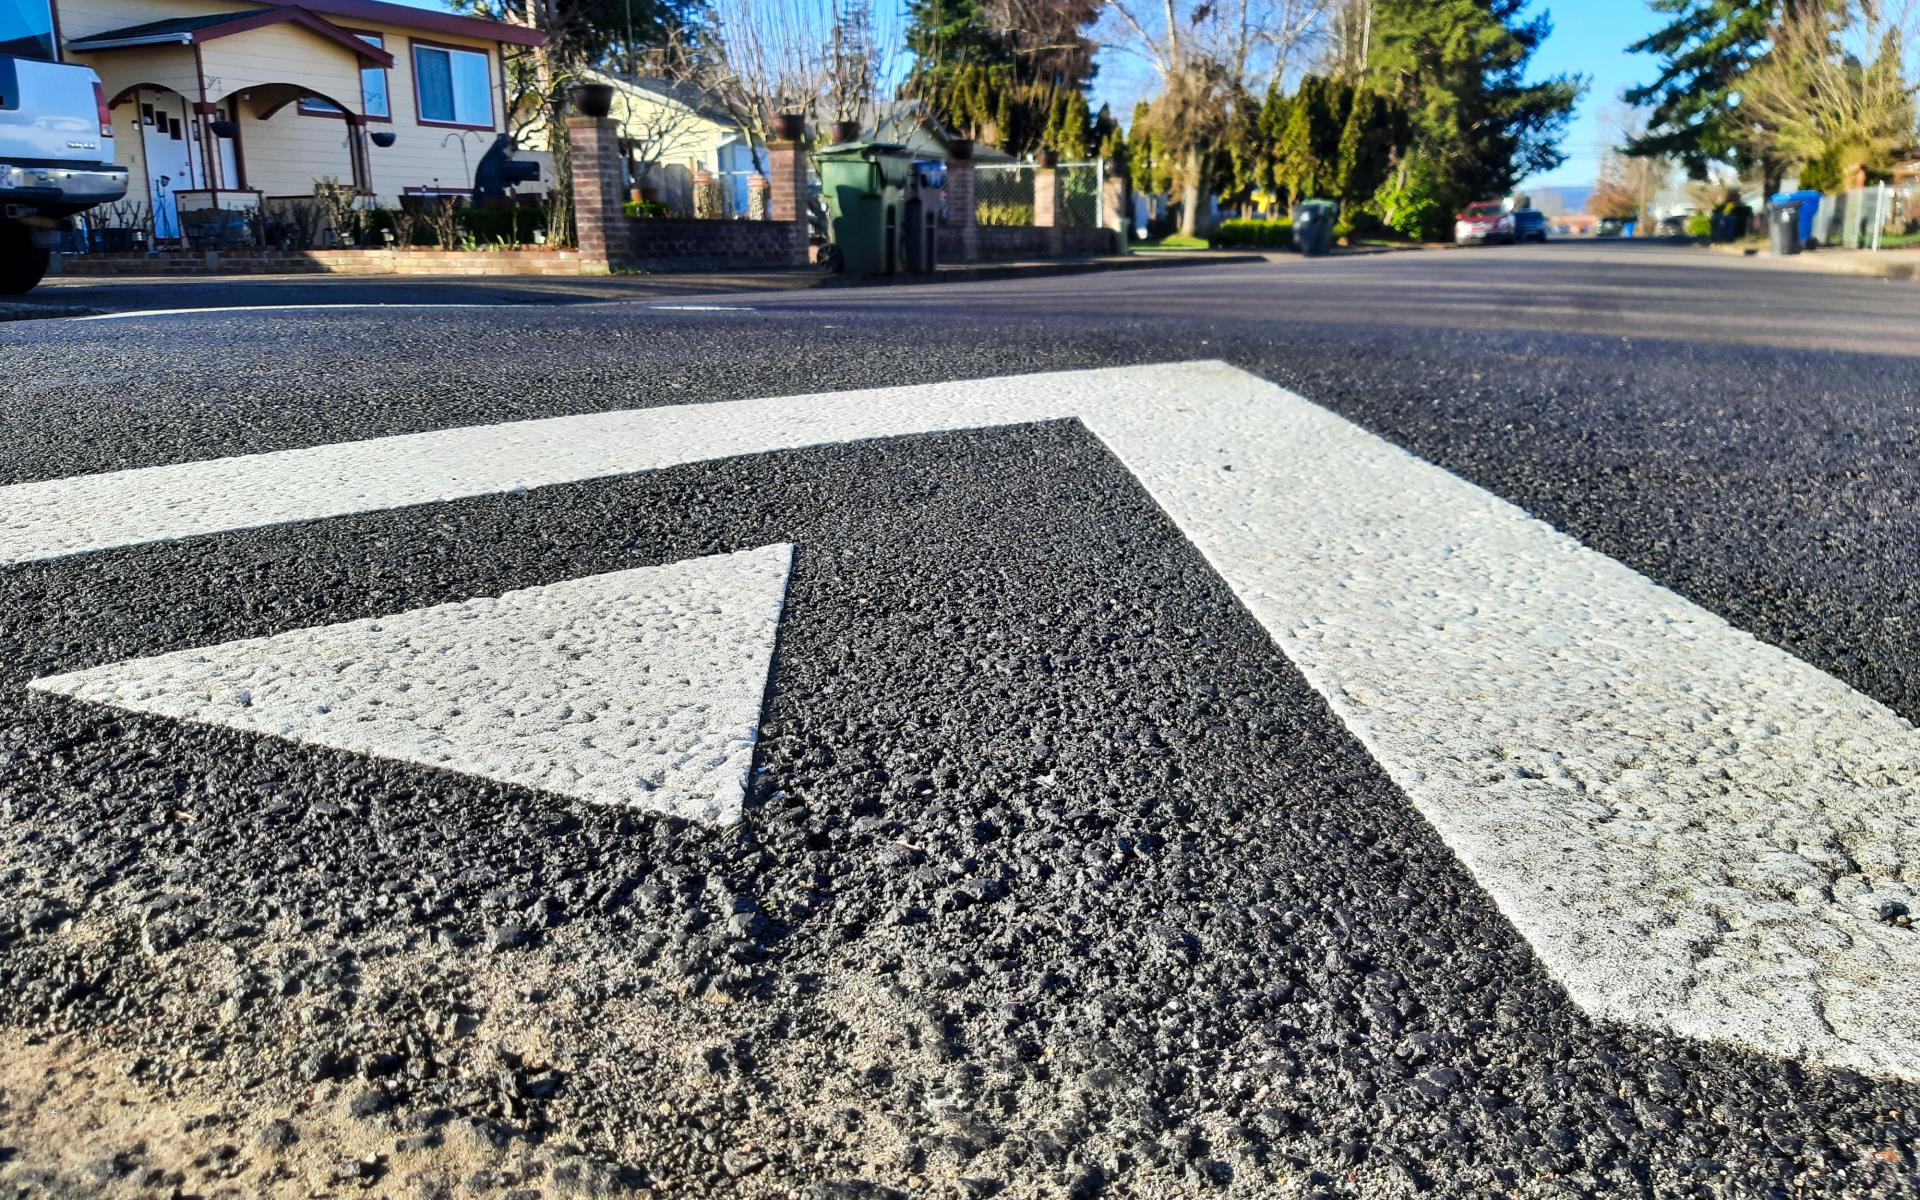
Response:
[945, 148, 978, 263]
[1033, 165, 1064, 256]
[765, 138, 809, 266]
[568, 116, 627, 272]
[1033, 166, 1059, 228]
[1103, 166, 1130, 254]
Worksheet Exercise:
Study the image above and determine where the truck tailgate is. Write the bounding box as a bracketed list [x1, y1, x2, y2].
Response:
[0, 57, 109, 165]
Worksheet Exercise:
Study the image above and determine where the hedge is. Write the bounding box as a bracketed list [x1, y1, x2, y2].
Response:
[1208, 219, 1294, 249]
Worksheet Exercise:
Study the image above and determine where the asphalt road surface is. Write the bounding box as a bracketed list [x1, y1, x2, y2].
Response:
[1, 242, 1917, 1200]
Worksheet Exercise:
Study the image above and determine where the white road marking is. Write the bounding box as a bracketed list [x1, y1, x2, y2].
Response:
[30, 546, 793, 825]
[6, 361, 1919, 1080]
[73, 304, 511, 321]
[650, 305, 757, 312]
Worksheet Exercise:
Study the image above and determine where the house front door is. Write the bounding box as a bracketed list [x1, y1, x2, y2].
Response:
[139, 91, 198, 240]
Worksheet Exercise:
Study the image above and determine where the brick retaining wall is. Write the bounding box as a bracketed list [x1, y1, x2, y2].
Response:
[938, 225, 1116, 262]
[615, 217, 803, 270]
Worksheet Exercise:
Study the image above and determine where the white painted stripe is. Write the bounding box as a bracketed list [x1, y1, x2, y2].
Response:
[73, 304, 512, 322]
[6, 361, 1919, 1080]
[30, 546, 793, 825]
[0, 365, 1093, 564]
[650, 304, 757, 312]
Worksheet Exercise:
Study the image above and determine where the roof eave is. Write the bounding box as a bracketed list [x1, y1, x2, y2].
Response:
[69, 33, 196, 50]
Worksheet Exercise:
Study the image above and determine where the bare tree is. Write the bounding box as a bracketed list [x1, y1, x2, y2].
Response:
[824, 0, 885, 123]
[1741, 0, 1920, 187]
[1321, 0, 1372, 82]
[1102, 0, 1335, 235]
[694, 0, 897, 165]
[1592, 102, 1672, 231]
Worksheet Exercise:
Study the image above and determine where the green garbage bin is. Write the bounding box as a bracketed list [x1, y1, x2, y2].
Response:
[815, 142, 916, 276]
[1292, 199, 1339, 257]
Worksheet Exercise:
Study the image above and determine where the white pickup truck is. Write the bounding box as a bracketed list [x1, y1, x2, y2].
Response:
[3, 0, 128, 293]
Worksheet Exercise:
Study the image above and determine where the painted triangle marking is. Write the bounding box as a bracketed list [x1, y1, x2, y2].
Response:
[28, 545, 794, 825]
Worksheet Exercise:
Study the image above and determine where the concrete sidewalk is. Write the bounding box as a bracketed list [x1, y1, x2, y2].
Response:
[1709, 241, 1920, 282]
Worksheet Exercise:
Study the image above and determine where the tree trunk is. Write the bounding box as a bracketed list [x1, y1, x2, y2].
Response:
[1177, 148, 1206, 238]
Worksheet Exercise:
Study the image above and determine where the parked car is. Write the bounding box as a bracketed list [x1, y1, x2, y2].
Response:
[1596, 217, 1627, 238]
[1454, 201, 1514, 245]
[1, 0, 129, 293]
[1510, 208, 1549, 242]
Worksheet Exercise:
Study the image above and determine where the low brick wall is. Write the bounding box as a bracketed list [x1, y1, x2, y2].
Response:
[610, 217, 803, 271]
[939, 224, 1117, 262]
[51, 248, 593, 277]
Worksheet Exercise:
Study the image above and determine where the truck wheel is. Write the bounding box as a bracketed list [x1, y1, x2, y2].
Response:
[0, 223, 51, 295]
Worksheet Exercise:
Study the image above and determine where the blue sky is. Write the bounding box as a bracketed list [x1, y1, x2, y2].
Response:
[393, 0, 1662, 188]
[1520, 0, 1666, 189]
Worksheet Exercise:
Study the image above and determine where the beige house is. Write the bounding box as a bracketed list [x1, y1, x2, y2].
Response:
[57, 0, 539, 236]
[517, 72, 761, 217]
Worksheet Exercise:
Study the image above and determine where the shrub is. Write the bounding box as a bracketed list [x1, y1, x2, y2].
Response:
[1685, 212, 1713, 238]
[622, 199, 671, 218]
[1371, 154, 1449, 241]
[1208, 219, 1295, 248]
[1336, 209, 1390, 242]
[977, 200, 1036, 226]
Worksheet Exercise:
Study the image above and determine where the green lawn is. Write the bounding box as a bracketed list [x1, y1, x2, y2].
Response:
[1131, 233, 1214, 251]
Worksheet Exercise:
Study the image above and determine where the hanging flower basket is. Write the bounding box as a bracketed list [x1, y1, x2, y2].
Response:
[369, 131, 397, 149]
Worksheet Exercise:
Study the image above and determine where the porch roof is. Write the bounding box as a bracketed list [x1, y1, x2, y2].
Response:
[69, 7, 395, 67]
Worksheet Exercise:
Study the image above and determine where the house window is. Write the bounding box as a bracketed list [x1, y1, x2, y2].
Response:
[301, 33, 389, 119]
[412, 42, 493, 128]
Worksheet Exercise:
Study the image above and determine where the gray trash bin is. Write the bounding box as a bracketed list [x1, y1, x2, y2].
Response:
[1769, 202, 1803, 256]
[1292, 199, 1338, 257]
[904, 159, 944, 273]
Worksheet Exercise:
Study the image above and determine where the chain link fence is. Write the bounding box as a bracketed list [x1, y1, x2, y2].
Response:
[1058, 162, 1101, 228]
[973, 160, 1105, 228]
[975, 164, 1035, 226]
[1808, 184, 1913, 250]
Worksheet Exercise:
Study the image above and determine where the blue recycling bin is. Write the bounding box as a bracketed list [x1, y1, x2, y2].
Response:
[1772, 190, 1823, 243]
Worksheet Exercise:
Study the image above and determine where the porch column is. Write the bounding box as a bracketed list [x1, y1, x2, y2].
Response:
[342, 114, 370, 195]
[945, 140, 978, 263]
[568, 115, 630, 272]
[765, 133, 809, 267]
[193, 101, 223, 190]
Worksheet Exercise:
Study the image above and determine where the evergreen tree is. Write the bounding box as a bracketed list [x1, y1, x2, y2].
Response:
[1044, 89, 1093, 157]
[1275, 76, 1352, 200]
[1218, 87, 1268, 212]
[1625, 0, 1775, 180]
[1366, 0, 1583, 213]
[902, 0, 1099, 155]
[1335, 87, 1404, 213]
[1128, 100, 1173, 195]
[1256, 82, 1293, 197]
